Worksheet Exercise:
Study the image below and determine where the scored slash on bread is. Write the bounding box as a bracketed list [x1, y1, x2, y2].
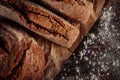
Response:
[40, 0, 94, 24]
[0, 22, 46, 80]
[0, 0, 79, 49]
[38, 0, 107, 35]
[0, 0, 108, 80]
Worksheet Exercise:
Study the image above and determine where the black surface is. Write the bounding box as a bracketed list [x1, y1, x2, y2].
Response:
[55, 1, 120, 80]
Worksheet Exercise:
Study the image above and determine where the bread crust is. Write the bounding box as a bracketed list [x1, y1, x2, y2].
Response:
[0, 0, 108, 80]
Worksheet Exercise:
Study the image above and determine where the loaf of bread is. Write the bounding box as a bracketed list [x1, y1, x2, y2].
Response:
[0, 20, 45, 80]
[0, 0, 108, 80]
[0, 0, 80, 49]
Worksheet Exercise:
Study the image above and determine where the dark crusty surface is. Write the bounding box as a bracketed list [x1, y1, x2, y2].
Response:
[0, 0, 108, 80]
[0, 22, 30, 78]
[10, 39, 45, 80]
[37, 0, 107, 33]
[40, 0, 94, 24]
[34, 0, 108, 50]
[0, 21, 45, 80]
[0, 0, 79, 49]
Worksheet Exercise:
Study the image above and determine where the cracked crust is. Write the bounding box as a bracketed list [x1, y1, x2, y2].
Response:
[0, 23, 30, 78]
[40, 0, 94, 24]
[0, 0, 79, 48]
[38, 0, 107, 35]
[0, 0, 108, 80]
[0, 22, 46, 80]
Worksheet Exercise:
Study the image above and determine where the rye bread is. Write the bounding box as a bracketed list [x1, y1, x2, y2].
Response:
[0, 0, 108, 80]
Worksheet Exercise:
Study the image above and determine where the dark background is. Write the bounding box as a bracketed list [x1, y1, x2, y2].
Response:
[55, 1, 120, 80]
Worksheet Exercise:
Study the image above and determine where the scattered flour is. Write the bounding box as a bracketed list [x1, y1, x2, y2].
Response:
[56, 1, 120, 80]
